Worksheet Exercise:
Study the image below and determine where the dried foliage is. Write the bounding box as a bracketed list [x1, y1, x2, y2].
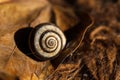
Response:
[0, 0, 120, 80]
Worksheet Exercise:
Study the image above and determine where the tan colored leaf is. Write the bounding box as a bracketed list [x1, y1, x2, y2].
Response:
[0, 0, 93, 80]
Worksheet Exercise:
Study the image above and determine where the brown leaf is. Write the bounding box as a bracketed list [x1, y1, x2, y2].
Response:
[0, 0, 93, 80]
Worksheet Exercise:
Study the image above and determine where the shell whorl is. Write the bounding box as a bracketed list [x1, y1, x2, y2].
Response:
[29, 23, 66, 60]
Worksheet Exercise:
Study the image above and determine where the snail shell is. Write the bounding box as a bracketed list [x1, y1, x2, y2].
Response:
[29, 23, 66, 60]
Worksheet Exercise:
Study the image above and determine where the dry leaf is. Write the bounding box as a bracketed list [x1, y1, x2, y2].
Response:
[0, 0, 92, 80]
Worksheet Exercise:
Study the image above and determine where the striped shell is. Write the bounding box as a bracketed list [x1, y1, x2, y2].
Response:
[29, 23, 66, 60]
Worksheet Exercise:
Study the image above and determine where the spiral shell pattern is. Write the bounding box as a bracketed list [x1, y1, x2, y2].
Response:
[29, 23, 66, 59]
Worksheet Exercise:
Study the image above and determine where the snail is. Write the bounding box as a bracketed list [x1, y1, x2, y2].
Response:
[29, 23, 66, 60]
